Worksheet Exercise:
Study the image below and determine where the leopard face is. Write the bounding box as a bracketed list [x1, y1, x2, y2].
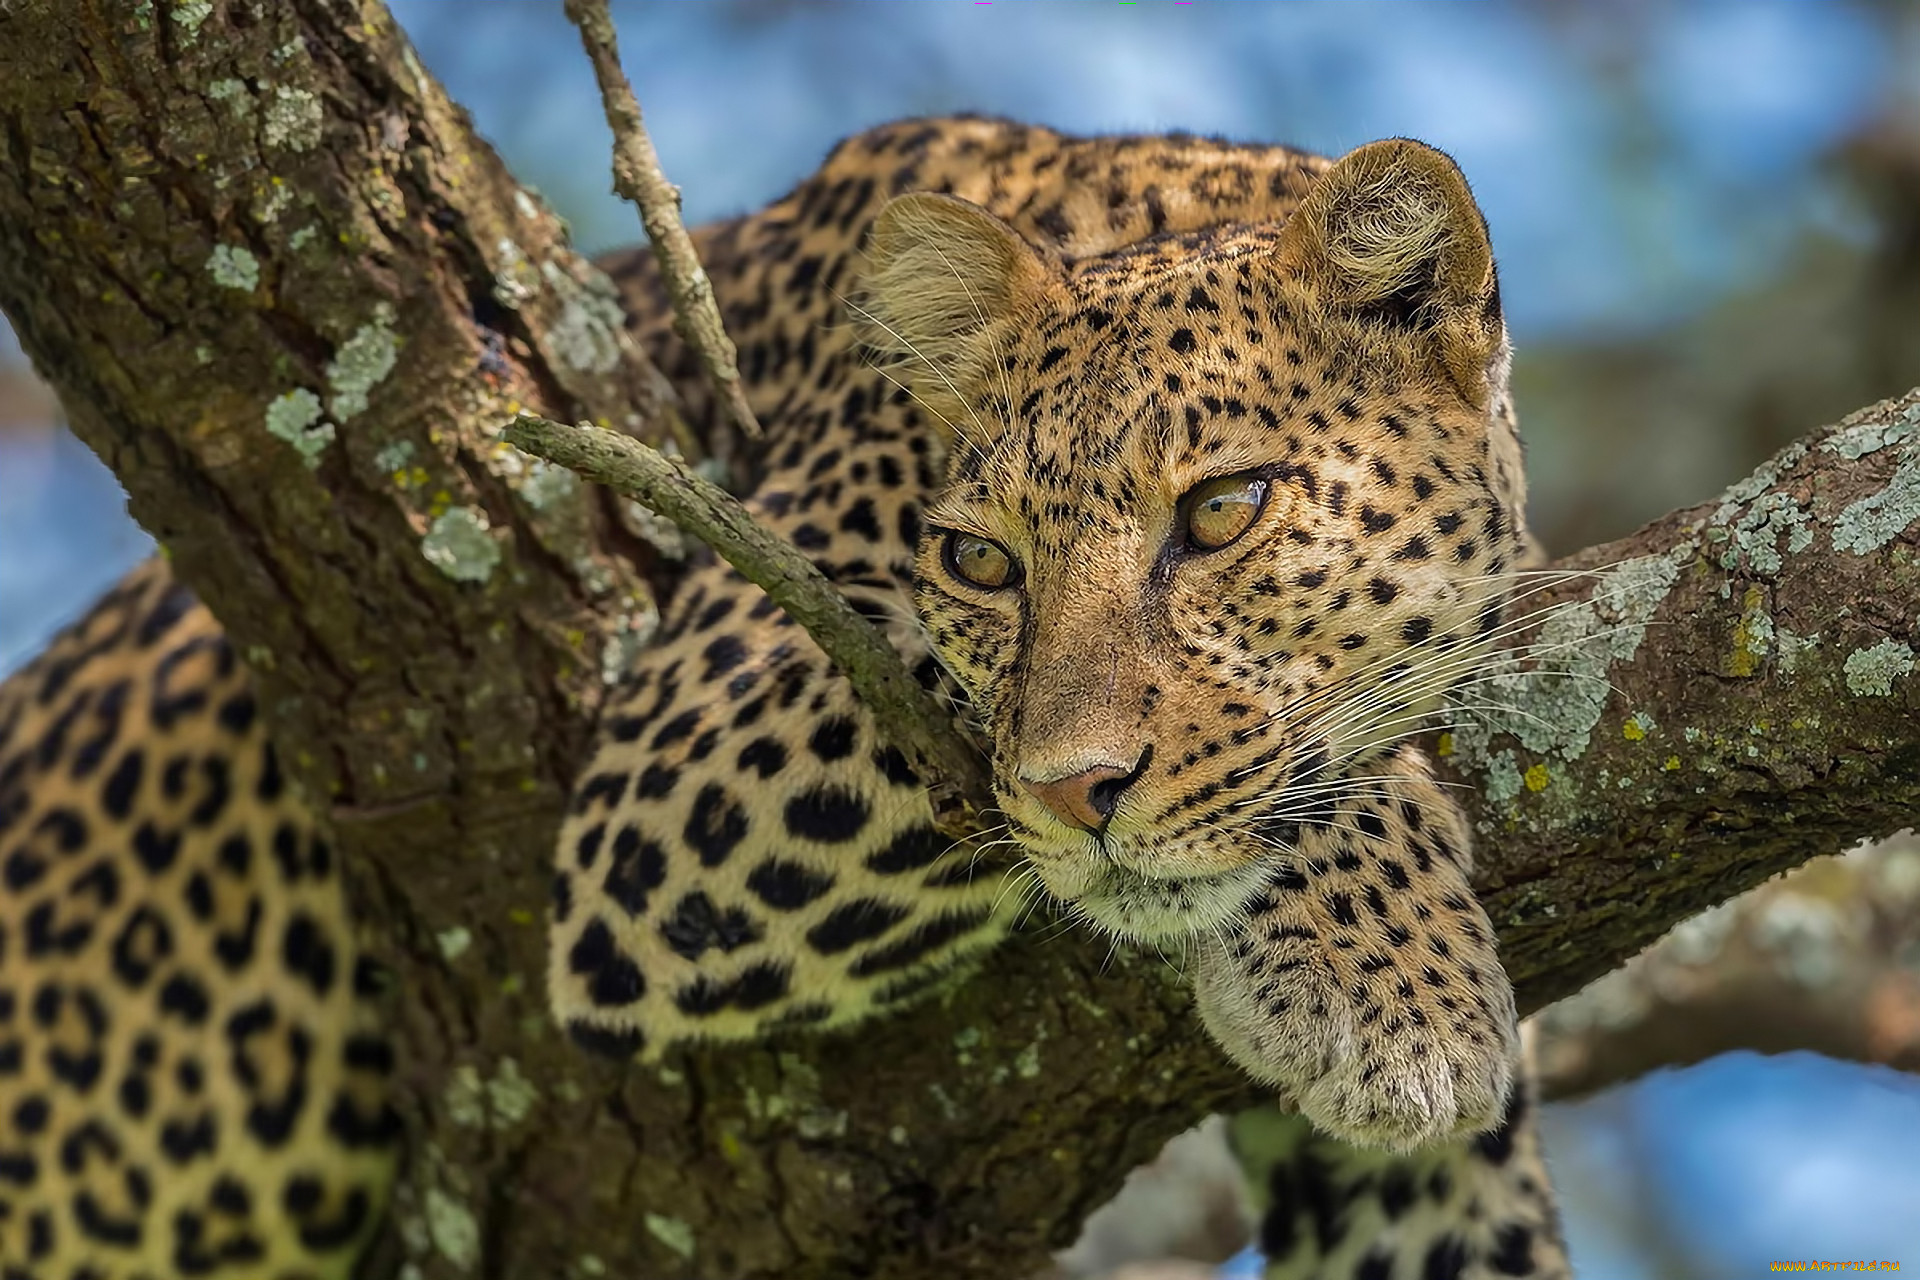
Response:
[867, 141, 1530, 946]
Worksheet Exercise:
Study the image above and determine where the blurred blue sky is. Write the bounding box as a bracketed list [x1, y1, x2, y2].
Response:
[390, 0, 1890, 340]
[3, 3, 1917, 1274]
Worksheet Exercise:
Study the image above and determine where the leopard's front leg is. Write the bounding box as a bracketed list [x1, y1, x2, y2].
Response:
[1233, 1065, 1571, 1279]
[1193, 746, 1520, 1152]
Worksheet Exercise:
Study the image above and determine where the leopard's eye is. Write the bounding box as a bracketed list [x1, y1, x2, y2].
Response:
[943, 531, 1019, 589]
[1181, 474, 1269, 551]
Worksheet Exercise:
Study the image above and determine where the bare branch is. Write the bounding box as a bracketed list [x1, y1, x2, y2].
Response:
[565, 0, 764, 467]
[502, 411, 993, 831]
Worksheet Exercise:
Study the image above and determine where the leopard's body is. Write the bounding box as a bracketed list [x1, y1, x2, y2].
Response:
[1, 115, 1568, 1278]
[0, 564, 398, 1279]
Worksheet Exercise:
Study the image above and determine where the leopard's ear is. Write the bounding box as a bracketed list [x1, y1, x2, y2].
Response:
[1280, 139, 1505, 405]
[858, 192, 1061, 426]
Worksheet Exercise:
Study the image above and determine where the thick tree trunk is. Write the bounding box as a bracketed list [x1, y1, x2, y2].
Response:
[2, 4, 1917, 1278]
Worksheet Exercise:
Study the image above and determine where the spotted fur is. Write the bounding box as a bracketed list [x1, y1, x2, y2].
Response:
[1192, 757, 1516, 1151]
[0, 562, 398, 1279]
[1233, 1069, 1569, 1279]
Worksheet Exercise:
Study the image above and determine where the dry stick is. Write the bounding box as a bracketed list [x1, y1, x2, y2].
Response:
[565, 0, 764, 459]
[557, 4, 989, 827]
[504, 413, 993, 833]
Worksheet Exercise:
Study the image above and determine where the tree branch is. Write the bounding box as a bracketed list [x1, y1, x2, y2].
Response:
[1445, 387, 1920, 1011]
[1532, 831, 1920, 1098]
[564, 0, 763, 470]
[502, 411, 992, 829]
[3, 4, 1918, 1277]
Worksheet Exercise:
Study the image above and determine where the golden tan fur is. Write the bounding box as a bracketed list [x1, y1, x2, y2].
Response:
[0, 562, 396, 1278]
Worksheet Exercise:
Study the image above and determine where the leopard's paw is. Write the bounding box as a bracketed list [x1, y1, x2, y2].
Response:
[1192, 918, 1357, 1094]
[1195, 910, 1517, 1150]
[1191, 841, 1520, 1150]
[1293, 1001, 1515, 1151]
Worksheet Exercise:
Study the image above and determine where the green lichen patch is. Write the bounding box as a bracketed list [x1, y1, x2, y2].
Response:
[1481, 749, 1522, 808]
[519, 457, 579, 510]
[540, 262, 628, 375]
[644, 1213, 696, 1260]
[445, 1064, 486, 1128]
[264, 388, 335, 467]
[1831, 453, 1920, 556]
[170, 0, 213, 40]
[487, 1058, 539, 1127]
[1843, 640, 1915, 697]
[444, 1057, 536, 1133]
[1712, 491, 1813, 576]
[1453, 545, 1689, 769]
[326, 309, 400, 421]
[1701, 435, 1828, 575]
[263, 84, 324, 152]
[425, 1187, 479, 1269]
[1775, 625, 1820, 675]
[207, 78, 249, 110]
[1823, 401, 1920, 461]
[206, 244, 260, 292]
[1448, 546, 1697, 835]
[421, 507, 501, 584]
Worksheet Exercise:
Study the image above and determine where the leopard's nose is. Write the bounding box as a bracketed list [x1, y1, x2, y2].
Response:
[1020, 750, 1150, 832]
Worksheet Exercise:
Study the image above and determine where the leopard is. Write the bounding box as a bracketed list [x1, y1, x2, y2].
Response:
[563, 115, 1566, 1273]
[0, 563, 399, 1279]
[0, 114, 1569, 1278]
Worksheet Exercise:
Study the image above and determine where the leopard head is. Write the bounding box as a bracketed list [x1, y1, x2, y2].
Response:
[860, 139, 1526, 943]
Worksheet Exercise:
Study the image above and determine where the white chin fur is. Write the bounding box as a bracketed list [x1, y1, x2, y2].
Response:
[1043, 860, 1273, 945]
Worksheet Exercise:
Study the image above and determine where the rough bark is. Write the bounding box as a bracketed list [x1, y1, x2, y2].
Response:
[1, 4, 1918, 1279]
[1446, 387, 1920, 1013]
[1531, 831, 1920, 1098]
[0, 1, 683, 1276]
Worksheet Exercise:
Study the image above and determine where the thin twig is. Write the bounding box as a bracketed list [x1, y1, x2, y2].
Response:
[565, 0, 764, 459]
[503, 413, 993, 834]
